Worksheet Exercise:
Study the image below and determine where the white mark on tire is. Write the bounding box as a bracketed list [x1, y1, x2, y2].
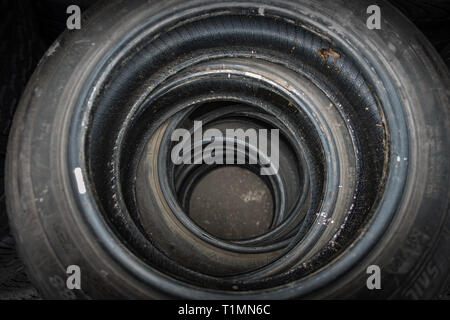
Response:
[46, 41, 60, 57]
[74, 167, 86, 194]
[258, 7, 265, 16]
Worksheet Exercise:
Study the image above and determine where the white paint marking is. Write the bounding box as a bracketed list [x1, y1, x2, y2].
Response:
[46, 41, 60, 57]
[74, 167, 86, 194]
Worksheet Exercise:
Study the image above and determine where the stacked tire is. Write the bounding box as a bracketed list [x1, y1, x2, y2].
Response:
[4, 0, 450, 299]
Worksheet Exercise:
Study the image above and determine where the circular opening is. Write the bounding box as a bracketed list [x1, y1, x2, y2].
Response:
[188, 166, 274, 240]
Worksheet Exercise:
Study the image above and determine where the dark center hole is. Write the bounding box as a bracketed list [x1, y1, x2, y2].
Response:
[188, 166, 274, 240]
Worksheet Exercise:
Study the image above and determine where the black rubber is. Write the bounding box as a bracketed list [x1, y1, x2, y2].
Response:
[6, 0, 450, 299]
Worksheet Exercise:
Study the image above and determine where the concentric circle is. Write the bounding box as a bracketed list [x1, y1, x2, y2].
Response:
[65, 3, 407, 298]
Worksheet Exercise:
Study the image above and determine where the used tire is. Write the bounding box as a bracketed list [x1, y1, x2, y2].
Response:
[6, 0, 450, 299]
